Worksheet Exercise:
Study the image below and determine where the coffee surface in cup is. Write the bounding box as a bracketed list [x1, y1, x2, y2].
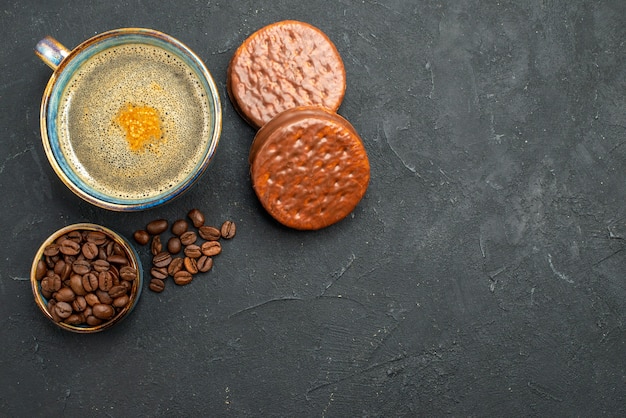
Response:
[57, 43, 212, 200]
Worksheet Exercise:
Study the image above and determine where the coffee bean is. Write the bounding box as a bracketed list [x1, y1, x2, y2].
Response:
[173, 270, 193, 286]
[220, 221, 236, 239]
[92, 303, 115, 320]
[67, 230, 83, 243]
[150, 266, 168, 280]
[86, 316, 103, 326]
[92, 259, 110, 272]
[171, 219, 189, 236]
[180, 231, 197, 246]
[54, 301, 73, 319]
[82, 272, 99, 292]
[201, 241, 222, 257]
[98, 271, 114, 291]
[82, 242, 99, 259]
[184, 244, 202, 259]
[36, 260, 47, 280]
[151, 235, 162, 255]
[184, 257, 198, 274]
[146, 219, 168, 235]
[108, 285, 127, 298]
[72, 259, 91, 275]
[168, 257, 184, 276]
[55, 287, 76, 303]
[149, 278, 165, 293]
[85, 293, 100, 306]
[43, 244, 60, 257]
[69, 274, 87, 296]
[133, 229, 150, 245]
[86, 231, 107, 245]
[107, 254, 129, 265]
[119, 266, 137, 281]
[72, 296, 87, 312]
[55, 260, 72, 281]
[188, 208, 205, 228]
[198, 225, 221, 241]
[167, 237, 182, 254]
[153, 251, 172, 268]
[96, 290, 113, 305]
[113, 295, 129, 308]
[197, 256, 213, 272]
[59, 239, 81, 256]
[64, 314, 84, 325]
[41, 275, 62, 293]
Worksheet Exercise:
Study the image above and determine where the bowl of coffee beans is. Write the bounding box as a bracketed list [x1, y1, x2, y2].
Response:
[30, 223, 143, 333]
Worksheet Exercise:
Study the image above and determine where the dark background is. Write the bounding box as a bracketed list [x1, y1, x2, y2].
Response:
[1, 0, 625, 416]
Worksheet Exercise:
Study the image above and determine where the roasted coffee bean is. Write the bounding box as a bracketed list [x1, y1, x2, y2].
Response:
[72, 259, 91, 275]
[133, 229, 150, 245]
[201, 241, 222, 257]
[168, 257, 184, 276]
[64, 314, 84, 325]
[36, 259, 47, 280]
[188, 208, 205, 228]
[54, 287, 75, 303]
[113, 295, 129, 308]
[92, 303, 115, 320]
[82, 272, 99, 292]
[173, 270, 193, 286]
[92, 259, 110, 272]
[41, 275, 62, 293]
[167, 237, 182, 254]
[67, 230, 83, 243]
[120, 280, 131, 292]
[171, 219, 189, 236]
[146, 219, 168, 235]
[107, 254, 129, 265]
[153, 251, 172, 268]
[98, 271, 114, 291]
[149, 278, 165, 293]
[119, 266, 137, 281]
[179, 231, 197, 246]
[220, 221, 236, 239]
[150, 267, 168, 280]
[184, 257, 199, 274]
[108, 285, 127, 299]
[69, 274, 86, 295]
[198, 225, 221, 241]
[184, 244, 202, 258]
[43, 243, 60, 257]
[60, 239, 80, 255]
[82, 242, 99, 259]
[86, 231, 108, 245]
[85, 293, 100, 306]
[96, 290, 113, 305]
[54, 301, 73, 319]
[86, 315, 103, 326]
[197, 256, 213, 272]
[151, 235, 162, 255]
[72, 296, 87, 312]
[55, 260, 72, 281]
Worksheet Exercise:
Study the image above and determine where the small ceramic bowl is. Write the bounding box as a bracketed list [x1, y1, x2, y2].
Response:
[30, 223, 143, 333]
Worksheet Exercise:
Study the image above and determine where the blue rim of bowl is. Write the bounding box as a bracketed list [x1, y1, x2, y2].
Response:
[40, 28, 222, 211]
[30, 223, 144, 333]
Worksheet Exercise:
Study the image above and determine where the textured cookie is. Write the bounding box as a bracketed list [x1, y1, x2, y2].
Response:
[249, 106, 370, 230]
[227, 20, 346, 129]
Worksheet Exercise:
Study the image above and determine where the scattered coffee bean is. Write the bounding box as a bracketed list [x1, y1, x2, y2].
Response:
[133, 230, 150, 245]
[167, 236, 182, 254]
[146, 219, 168, 235]
[149, 278, 165, 293]
[171, 219, 189, 236]
[220, 221, 236, 239]
[188, 208, 205, 228]
[136, 210, 237, 292]
[197, 256, 213, 273]
[173, 270, 193, 286]
[198, 225, 221, 241]
[35, 228, 136, 328]
[201, 241, 221, 257]
[179, 231, 197, 246]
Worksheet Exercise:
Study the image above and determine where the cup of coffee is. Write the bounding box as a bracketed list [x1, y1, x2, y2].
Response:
[35, 28, 222, 211]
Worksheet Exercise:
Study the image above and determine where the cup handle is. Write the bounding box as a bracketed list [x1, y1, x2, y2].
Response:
[35, 36, 70, 70]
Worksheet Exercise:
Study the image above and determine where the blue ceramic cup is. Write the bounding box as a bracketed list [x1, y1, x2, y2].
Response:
[35, 29, 222, 211]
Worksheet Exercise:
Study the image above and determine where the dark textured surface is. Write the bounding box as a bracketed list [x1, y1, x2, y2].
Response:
[1, 0, 625, 416]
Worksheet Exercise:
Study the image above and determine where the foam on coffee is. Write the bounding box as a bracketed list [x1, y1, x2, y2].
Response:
[56, 43, 212, 201]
